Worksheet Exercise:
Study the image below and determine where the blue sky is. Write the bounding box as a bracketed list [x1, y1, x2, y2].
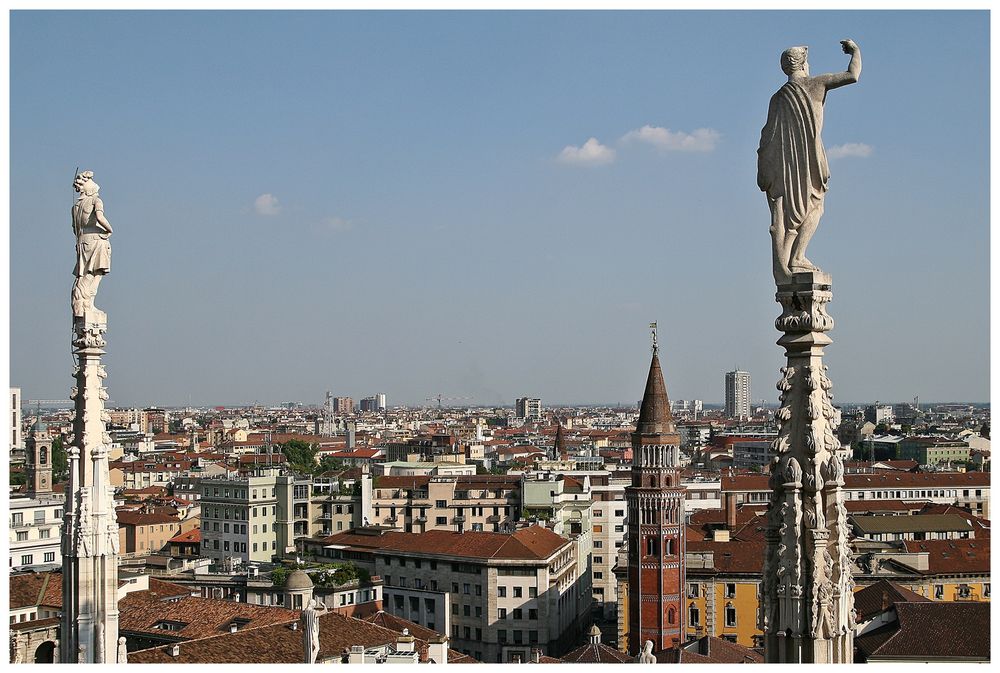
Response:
[9, 10, 990, 407]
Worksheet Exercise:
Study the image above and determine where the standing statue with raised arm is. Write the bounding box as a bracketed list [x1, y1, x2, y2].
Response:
[71, 170, 113, 321]
[758, 40, 861, 284]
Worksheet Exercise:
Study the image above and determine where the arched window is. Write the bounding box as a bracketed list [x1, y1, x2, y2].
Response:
[667, 607, 676, 624]
[40, 448, 48, 465]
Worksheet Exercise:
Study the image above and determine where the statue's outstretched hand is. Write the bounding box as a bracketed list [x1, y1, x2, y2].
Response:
[840, 39, 858, 54]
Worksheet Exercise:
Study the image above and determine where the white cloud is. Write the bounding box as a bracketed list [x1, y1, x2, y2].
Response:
[556, 137, 616, 166]
[322, 216, 353, 233]
[620, 125, 721, 152]
[253, 193, 280, 216]
[827, 142, 873, 159]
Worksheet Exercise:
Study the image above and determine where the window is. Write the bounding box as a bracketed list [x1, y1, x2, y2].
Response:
[463, 583, 470, 595]
[513, 630, 523, 644]
[498, 586, 507, 598]
[934, 585, 944, 599]
[667, 607, 676, 624]
[475, 584, 482, 596]
[513, 609, 522, 620]
[528, 587, 537, 598]
[34, 510, 45, 523]
[452, 604, 459, 615]
[529, 630, 538, 644]
[16, 531, 27, 541]
[689, 604, 700, 626]
[436, 500, 447, 508]
[498, 630, 507, 643]
[498, 608, 507, 619]
[594, 525, 603, 533]
[615, 509, 624, 517]
[475, 606, 482, 617]
[436, 517, 448, 525]
[20, 555, 33, 566]
[614, 525, 624, 533]
[452, 583, 459, 594]
[528, 609, 538, 620]
[725, 603, 737, 627]
[688, 583, 700, 598]
[594, 572, 603, 580]
[594, 541, 603, 549]
[594, 556, 603, 564]
[464, 605, 471, 617]
[513, 586, 522, 598]
[463, 627, 471, 639]
[594, 509, 603, 517]
[985, 584, 991, 598]
[12, 513, 23, 526]
[44, 552, 55, 563]
[725, 583, 736, 598]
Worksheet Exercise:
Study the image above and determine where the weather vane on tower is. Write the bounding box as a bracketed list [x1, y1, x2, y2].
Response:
[649, 322, 658, 354]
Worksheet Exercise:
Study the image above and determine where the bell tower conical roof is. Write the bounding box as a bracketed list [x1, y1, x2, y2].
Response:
[635, 348, 676, 436]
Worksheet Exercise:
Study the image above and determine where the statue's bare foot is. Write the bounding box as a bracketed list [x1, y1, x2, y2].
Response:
[789, 257, 818, 273]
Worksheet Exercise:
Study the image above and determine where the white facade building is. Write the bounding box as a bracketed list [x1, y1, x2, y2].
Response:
[724, 370, 751, 419]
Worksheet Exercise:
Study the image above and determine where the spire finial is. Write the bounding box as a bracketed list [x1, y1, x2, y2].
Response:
[649, 322, 658, 354]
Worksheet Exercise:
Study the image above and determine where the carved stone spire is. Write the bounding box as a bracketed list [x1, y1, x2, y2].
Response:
[61, 170, 120, 663]
[762, 271, 853, 663]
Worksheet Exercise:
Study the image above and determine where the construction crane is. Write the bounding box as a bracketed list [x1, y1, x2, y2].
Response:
[425, 394, 471, 410]
[25, 398, 116, 408]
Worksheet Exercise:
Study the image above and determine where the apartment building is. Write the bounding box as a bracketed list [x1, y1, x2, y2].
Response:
[317, 526, 590, 662]
[9, 492, 64, 569]
[721, 471, 990, 518]
[370, 474, 521, 533]
[515, 398, 542, 421]
[198, 469, 296, 565]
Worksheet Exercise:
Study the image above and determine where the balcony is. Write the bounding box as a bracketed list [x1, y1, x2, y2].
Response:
[486, 515, 500, 523]
[414, 516, 428, 523]
[453, 516, 466, 523]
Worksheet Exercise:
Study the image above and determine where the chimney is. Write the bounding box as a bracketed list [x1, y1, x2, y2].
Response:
[349, 645, 365, 664]
[396, 628, 416, 653]
[229, 622, 238, 633]
[711, 528, 730, 543]
[427, 635, 448, 664]
[169, 645, 180, 657]
[725, 492, 737, 530]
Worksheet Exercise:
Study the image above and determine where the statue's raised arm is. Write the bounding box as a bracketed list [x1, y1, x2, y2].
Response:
[757, 41, 862, 284]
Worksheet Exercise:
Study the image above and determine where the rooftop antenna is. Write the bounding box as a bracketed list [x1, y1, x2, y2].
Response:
[649, 322, 658, 355]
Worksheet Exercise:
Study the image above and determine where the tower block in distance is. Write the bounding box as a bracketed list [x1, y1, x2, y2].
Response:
[625, 324, 686, 655]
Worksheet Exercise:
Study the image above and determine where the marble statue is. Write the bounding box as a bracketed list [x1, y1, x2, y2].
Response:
[117, 637, 128, 663]
[758, 40, 862, 284]
[302, 598, 327, 663]
[637, 640, 656, 663]
[71, 170, 112, 320]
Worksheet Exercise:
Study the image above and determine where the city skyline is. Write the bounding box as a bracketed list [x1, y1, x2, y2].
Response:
[10, 10, 990, 407]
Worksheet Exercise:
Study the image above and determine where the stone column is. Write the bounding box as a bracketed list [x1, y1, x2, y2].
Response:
[61, 311, 120, 662]
[762, 271, 854, 663]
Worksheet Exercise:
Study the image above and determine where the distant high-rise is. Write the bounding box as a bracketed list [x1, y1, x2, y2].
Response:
[10, 387, 22, 460]
[515, 397, 542, 420]
[725, 370, 751, 419]
[359, 397, 378, 413]
[333, 396, 354, 414]
[375, 392, 387, 410]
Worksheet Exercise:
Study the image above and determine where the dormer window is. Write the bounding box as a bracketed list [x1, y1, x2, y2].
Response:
[153, 620, 188, 632]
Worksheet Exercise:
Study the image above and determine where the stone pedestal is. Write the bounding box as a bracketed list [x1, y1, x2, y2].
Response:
[61, 314, 120, 663]
[762, 272, 854, 663]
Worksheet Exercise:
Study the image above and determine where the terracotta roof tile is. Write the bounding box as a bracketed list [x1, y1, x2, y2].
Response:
[853, 579, 930, 622]
[323, 525, 569, 561]
[118, 593, 299, 641]
[901, 539, 990, 574]
[855, 602, 989, 660]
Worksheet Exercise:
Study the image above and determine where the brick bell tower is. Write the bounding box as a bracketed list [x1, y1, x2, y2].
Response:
[626, 323, 686, 655]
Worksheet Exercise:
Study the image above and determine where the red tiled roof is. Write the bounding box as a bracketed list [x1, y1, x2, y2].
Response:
[323, 525, 569, 561]
[686, 538, 766, 574]
[853, 579, 930, 622]
[118, 593, 299, 641]
[169, 528, 202, 544]
[657, 635, 764, 663]
[116, 509, 183, 526]
[128, 609, 445, 663]
[855, 602, 989, 661]
[901, 539, 990, 574]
